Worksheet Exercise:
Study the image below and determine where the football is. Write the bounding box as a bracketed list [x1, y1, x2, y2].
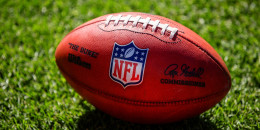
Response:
[55, 12, 231, 124]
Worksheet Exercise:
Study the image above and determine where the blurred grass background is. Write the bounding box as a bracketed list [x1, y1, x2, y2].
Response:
[0, 0, 259, 129]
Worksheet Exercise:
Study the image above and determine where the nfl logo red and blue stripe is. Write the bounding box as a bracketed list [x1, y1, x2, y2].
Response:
[109, 41, 149, 88]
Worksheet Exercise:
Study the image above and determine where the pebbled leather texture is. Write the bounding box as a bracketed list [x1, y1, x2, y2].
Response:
[55, 12, 231, 124]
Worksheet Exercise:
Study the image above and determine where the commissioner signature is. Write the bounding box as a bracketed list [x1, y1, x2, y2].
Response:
[164, 64, 204, 78]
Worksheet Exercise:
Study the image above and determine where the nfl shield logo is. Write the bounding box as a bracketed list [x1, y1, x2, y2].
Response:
[109, 41, 149, 88]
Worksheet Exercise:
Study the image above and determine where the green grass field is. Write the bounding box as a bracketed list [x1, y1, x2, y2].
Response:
[0, 0, 259, 129]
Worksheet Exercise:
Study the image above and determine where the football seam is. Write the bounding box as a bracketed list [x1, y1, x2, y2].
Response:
[63, 20, 104, 39]
[65, 12, 185, 41]
[57, 61, 229, 107]
[98, 23, 182, 44]
[177, 34, 231, 87]
[109, 12, 185, 32]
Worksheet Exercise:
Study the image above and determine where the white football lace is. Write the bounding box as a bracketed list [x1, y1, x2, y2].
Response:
[105, 15, 178, 39]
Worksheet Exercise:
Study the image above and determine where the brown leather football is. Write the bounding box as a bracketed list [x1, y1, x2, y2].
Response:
[55, 12, 231, 124]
